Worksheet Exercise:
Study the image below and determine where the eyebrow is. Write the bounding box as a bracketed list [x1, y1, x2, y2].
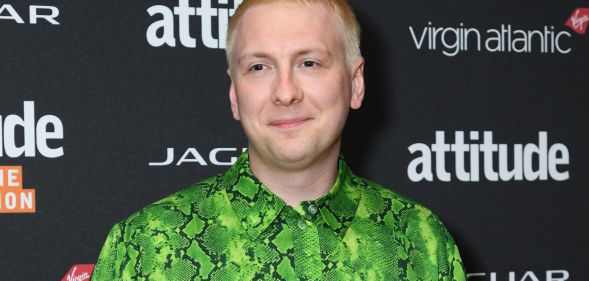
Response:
[237, 48, 333, 65]
[237, 52, 272, 65]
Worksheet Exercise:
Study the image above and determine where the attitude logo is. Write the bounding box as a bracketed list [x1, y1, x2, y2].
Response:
[1, 101, 64, 214]
[1, 101, 64, 158]
[146, 0, 242, 49]
[407, 131, 570, 182]
[565, 8, 589, 35]
[0, 166, 35, 213]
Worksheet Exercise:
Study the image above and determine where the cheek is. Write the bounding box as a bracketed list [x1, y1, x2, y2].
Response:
[304, 75, 351, 110]
[235, 83, 270, 124]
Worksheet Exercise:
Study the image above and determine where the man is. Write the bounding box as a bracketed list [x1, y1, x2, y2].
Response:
[92, 0, 466, 280]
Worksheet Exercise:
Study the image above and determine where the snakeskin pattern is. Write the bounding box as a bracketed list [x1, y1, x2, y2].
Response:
[92, 152, 466, 280]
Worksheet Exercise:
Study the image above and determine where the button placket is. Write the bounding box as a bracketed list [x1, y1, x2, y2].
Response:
[297, 220, 307, 230]
[307, 204, 318, 215]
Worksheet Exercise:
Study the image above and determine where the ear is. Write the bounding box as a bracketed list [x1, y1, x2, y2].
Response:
[228, 70, 241, 121]
[350, 58, 365, 110]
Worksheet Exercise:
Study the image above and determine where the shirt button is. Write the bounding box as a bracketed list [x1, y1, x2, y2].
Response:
[297, 220, 307, 230]
[308, 205, 318, 215]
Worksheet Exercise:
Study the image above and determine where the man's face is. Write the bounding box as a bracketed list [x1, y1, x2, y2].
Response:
[229, 2, 365, 170]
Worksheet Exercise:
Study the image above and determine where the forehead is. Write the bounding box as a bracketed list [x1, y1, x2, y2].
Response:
[233, 2, 345, 59]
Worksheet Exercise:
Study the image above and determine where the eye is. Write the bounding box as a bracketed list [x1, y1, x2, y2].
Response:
[302, 61, 318, 68]
[249, 64, 267, 71]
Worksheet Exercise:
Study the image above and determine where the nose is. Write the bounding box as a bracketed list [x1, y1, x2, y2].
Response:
[271, 69, 303, 106]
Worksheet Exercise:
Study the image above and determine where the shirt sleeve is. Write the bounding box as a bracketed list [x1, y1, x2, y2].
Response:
[428, 214, 467, 281]
[91, 222, 126, 281]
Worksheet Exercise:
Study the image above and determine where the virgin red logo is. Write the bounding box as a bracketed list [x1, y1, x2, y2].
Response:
[565, 8, 589, 35]
[62, 264, 94, 281]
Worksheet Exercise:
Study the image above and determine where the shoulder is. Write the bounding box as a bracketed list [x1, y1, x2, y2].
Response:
[92, 175, 231, 280]
[351, 176, 450, 239]
[119, 174, 226, 236]
[353, 176, 434, 218]
[351, 176, 466, 279]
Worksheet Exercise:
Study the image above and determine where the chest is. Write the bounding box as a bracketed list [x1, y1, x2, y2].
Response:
[183, 219, 426, 280]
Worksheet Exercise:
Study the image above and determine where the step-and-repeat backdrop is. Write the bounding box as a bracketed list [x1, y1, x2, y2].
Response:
[1, 0, 587, 280]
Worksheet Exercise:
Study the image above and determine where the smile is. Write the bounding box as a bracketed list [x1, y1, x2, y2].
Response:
[269, 118, 312, 129]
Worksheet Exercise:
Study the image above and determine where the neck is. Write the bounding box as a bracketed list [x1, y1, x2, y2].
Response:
[248, 147, 340, 207]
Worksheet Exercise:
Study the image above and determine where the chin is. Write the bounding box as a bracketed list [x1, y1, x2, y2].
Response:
[273, 148, 311, 163]
[268, 143, 316, 167]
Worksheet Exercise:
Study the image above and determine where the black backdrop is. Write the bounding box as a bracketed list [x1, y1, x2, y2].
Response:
[1, 0, 587, 280]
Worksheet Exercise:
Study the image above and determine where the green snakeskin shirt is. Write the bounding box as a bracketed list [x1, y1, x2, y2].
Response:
[92, 152, 466, 280]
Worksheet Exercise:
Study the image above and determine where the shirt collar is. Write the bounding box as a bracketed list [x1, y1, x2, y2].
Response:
[220, 151, 361, 239]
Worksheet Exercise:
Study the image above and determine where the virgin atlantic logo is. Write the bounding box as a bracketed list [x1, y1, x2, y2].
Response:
[565, 8, 589, 35]
[62, 264, 94, 281]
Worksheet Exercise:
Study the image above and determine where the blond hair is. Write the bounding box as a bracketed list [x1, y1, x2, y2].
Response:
[226, 0, 362, 69]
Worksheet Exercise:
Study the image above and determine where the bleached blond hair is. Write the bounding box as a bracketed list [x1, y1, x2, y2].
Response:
[226, 0, 362, 69]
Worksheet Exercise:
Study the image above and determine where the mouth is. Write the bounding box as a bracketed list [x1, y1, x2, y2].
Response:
[269, 118, 312, 129]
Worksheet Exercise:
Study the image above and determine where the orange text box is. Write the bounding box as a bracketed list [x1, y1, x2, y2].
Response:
[0, 166, 22, 189]
[0, 189, 36, 213]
